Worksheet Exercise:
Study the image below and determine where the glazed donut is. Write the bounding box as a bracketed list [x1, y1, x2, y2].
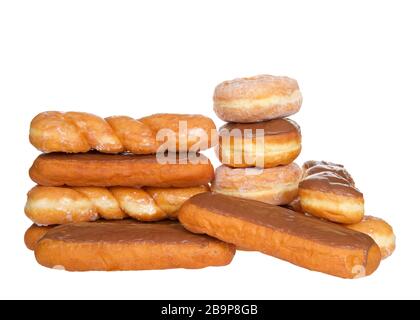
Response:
[217, 118, 301, 168]
[145, 185, 210, 219]
[25, 185, 210, 225]
[178, 193, 381, 279]
[109, 187, 166, 222]
[213, 75, 303, 123]
[29, 153, 214, 187]
[30, 112, 216, 153]
[25, 186, 99, 225]
[35, 221, 235, 271]
[298, 161, 364, 224]
[346, 216, 396, 259]
[24, 224, 55, 250]
[73, 187, 127, 220]
[211, 164, 301, 205]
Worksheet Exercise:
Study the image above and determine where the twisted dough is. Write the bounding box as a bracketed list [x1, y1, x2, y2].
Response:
[30, 111, 216, 154]
[25, 185, 209, 225]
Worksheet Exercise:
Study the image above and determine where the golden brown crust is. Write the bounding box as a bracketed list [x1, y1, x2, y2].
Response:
[298, 189, 364, 224]
[30, 112, 91, 153]
[105, 116, 158, 154]
[109, 187, 166, 222]
[145, 185, 210, 219]
[213, 75, 302, 122]
[29, 153, 214, 187]
[140, 114, 216, 151]
[299, 161, 364, 224]
[35, 221, 235, 271]
[217, 119, 302, 168]
[30, 112, 216, 153]
[24, 224, 55, 250]
[211, 164, 301, 205]
[346, 216, 396, 259]
[73, 187, 127, 220]
[25, 186, 99, 225]
[25, 185, 210, 225]
[178, 193, 381, 279]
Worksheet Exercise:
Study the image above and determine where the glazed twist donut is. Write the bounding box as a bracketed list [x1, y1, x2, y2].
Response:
[29, 111, 216, 154]
[25, 185, 209, 225]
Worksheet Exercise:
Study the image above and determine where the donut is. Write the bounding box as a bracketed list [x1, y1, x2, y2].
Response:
[25, 185, 210, 225]
[30, 112, 216, 153]
[73, 187, 127, 220]
[35, 221, 235, 271]
[213, 75, 303, 123]
[178, 193, 381, 279]
[145, 185, 210, 219]
[24, 224, 55, 250]
[29, 153, 214, 187]
[25, 186, 99, 225]
[217, 118, 301, 168]
[211, 164, 301, 205]
[109, 187, 166, 222]
[346, 216, 396, 259]
[298, 160, 364, 224]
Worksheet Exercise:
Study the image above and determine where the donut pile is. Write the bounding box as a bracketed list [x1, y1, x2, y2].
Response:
[211, 74, 395, 260]
[212, 75, 303, 205]
[24, 113, 238, 270]
[22, 75, 395, 277]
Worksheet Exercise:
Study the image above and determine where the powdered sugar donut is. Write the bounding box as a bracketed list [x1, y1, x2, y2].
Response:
[213, 75, 302, 123]
[211, 164, 302, 205]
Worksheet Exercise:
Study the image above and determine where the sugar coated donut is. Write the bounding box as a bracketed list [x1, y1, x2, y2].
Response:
[213, 75, 302, 123]
[212, 164, 302, 205]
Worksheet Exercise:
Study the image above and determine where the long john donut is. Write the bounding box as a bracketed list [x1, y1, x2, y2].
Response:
[25, 185, 209, 225]
[178, 192, 381, 279]
[29, 153, 214, 187]
[30, 111, 216, 154]
[34, 221, 235, 271]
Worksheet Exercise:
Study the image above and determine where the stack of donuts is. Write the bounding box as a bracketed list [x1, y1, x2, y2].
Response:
[212, 75, 303, 205]
[24, 112, 236, 270]
[23, 75, 396, 278]
[210, 74, 396, 264]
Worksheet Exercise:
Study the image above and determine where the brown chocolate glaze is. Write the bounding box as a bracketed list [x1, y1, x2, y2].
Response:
[302, 160, 355, 185]
[283, 197, 303, 212]
[34, 152, 193, 163]
[42, 221, 216, 246]
[299, 160, 361, 197]
[189, 193, 374, 250]
[219, 118, 300, 138]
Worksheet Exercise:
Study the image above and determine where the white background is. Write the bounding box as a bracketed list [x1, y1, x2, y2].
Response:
[0, 0, 419, 299]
